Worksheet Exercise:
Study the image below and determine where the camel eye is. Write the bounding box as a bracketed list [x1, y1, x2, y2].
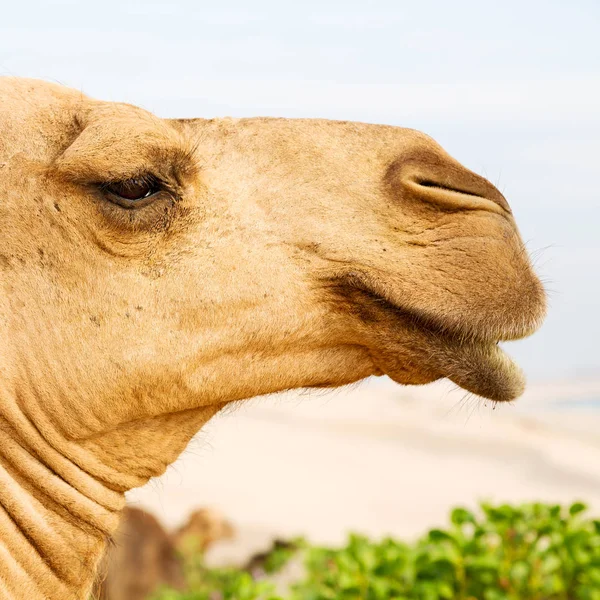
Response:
[102, 176, 161, 208]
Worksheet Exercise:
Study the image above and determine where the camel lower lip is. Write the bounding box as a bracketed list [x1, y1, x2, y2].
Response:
[438, 340, 525, 402]
[384, 338, 525, 402]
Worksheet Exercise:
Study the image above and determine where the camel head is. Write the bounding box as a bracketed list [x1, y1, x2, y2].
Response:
[0, 77, 546, 599]
[0, 78, 545, 487]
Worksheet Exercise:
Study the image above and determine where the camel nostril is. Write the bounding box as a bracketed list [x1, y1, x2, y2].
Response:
[386, 146, 512, 215]
[417, 179, 487, 199]
[413, 176, 511, 214]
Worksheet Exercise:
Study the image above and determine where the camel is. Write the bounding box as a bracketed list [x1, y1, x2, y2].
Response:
[92, 507, 185, 600]
[93, 506, 234, 600]
[0, 77, 546, 600]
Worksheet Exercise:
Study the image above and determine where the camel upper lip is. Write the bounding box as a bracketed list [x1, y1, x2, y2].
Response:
[342, 272, 523, 345]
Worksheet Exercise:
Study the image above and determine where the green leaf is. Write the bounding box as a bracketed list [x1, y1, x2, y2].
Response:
[570, 502, 588, 517]
[428, 529, 459, 545]
[451, 507, 476, 526]
[146, 501, 600, 600]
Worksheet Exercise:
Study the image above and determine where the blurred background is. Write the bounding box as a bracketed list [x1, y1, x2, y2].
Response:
[2, 1, 599, 596]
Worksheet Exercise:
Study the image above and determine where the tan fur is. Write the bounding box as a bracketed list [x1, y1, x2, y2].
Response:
[0, 78, 545, 599]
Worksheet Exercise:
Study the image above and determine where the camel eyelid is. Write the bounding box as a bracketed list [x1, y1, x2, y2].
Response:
[53, 115, 198, 188]
[96, 173, 178, 207]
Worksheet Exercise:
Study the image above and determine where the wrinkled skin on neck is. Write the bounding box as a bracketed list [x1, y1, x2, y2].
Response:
[0, 78, 546, 599]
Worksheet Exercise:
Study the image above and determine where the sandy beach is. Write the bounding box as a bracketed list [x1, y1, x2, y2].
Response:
[126, 377, 600, 564]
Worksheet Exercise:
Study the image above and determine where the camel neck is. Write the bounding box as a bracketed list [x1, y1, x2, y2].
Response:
[0, 410, 125, 600]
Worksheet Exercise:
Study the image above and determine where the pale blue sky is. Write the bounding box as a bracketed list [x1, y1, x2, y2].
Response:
[2, 0, 599, 381]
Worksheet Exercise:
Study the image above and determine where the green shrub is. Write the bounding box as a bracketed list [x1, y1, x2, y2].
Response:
[150, 502, 600, 600]
[150, 567, 281, 600]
